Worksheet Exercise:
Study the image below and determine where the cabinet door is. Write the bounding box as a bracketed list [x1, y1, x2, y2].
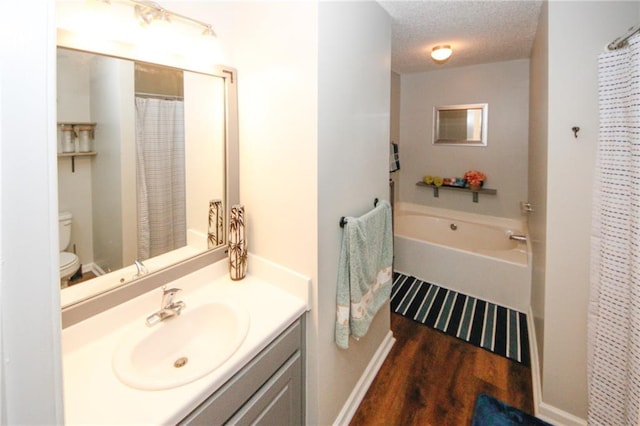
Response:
[179, 320, 303, 426]
[227, 352, 302, 426]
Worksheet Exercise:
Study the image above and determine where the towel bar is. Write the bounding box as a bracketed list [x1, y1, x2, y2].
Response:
[339, 198, 379, 228]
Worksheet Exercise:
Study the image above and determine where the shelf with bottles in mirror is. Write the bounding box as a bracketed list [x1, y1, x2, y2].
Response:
[416, 181, 497, 203]
[57, 122, 97, 172]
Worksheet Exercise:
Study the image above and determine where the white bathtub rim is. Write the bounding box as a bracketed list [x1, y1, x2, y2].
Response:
[394, 203, 530, 267]
[394, 233, 528, 267]
[395, 202, 527, 233]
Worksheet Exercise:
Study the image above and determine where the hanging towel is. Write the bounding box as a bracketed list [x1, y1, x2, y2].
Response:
[389, 142, 400, 172]
[335, 200, 393, 349]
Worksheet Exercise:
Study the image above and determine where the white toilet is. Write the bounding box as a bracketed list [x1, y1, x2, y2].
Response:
[59, 211, 81, 285]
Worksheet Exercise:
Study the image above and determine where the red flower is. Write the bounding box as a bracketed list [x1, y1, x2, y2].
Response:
[464, 170, 486, 186]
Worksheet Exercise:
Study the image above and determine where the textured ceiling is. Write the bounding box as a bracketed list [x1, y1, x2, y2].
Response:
[378, 0, 543, 74]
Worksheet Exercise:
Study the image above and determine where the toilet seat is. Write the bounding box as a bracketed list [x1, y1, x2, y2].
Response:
[60, 251, 80, 279]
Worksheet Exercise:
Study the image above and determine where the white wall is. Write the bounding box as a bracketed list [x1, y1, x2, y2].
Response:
[530, 1, 640, 423]
[400, 60, 530, 219]
[58, 158, 94, 264]
[528, 0, 548, 375]
[165, 0, 321, 419]
[91, 56, 132, 272]
[317, 3, 391, 423]
[0, 1, 64, 423]
[167, 2, 391, 424]
[56, 53, 135, 273]
[184, 72, 225, 248]
[390, 71, 400, 206]
[57, 51, 95, 267]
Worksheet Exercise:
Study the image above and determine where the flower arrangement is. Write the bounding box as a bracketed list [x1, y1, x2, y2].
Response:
[464, 170, 486, 188]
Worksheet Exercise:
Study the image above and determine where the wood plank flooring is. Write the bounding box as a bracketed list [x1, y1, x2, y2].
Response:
[350, 313, 534, 425]
[67, 270, 96, 287]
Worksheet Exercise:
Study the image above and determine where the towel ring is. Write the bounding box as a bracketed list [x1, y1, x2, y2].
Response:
[339, 198, 380, 228]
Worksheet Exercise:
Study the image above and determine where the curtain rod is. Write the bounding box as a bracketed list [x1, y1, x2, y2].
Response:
[608, 24, 640, 50]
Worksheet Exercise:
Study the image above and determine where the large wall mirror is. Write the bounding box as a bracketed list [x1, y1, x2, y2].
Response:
[57, 30, 239, 309]
[433, 103, 488, 146]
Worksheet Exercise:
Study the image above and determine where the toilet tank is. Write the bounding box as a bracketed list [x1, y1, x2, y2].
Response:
[59, 211, 73, 251]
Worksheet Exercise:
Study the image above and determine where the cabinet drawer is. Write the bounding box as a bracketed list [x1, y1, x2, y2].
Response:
[180, 319, 302, 425]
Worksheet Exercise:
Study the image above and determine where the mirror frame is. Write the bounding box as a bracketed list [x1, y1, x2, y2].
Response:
[432, 103, 488, 146]
[58, 29, 239, 326]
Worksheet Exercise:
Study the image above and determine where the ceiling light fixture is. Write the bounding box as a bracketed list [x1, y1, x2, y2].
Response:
[431, 45, 453, 62]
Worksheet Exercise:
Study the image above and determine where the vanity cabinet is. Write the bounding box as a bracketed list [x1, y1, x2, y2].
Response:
[180, 318, 304, 425]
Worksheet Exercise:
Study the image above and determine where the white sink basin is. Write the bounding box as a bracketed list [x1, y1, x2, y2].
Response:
[112, 299, 250, 390]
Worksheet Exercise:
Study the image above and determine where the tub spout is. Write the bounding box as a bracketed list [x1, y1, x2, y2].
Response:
[509, 234, 527, 242]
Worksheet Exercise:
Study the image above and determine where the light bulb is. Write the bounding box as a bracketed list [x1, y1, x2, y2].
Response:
[431, 45, 452, 62]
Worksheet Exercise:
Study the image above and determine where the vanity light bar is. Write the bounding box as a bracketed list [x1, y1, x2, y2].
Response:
[109, 0, 217, 38]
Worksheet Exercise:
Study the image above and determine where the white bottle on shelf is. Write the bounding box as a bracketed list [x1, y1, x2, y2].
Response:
[61, 124, 75, 153]
[77, 125, 93, 152]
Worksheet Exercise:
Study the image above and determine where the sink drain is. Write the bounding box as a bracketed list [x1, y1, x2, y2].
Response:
[174, 357, 188, 368]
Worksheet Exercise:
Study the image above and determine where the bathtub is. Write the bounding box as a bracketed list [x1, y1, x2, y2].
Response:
[393, 203, 531, 312]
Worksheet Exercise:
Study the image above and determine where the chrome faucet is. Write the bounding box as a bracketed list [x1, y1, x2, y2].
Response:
[509, 234, 528, 242]
[145, 286, 186, 327]
[133, 260, 149, 279]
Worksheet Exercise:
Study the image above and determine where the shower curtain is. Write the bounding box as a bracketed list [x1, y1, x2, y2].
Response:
[135, 97, 186, 260]
[589, 33, 640, 425]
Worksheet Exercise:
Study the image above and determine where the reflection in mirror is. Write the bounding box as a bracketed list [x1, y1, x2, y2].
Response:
[57, 48, 227, 305]
[433, 103, 488, 146]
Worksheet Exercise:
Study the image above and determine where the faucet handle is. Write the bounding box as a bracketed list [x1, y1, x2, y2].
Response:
[161, 286, 182, 307]
[133, 260, 148, 279]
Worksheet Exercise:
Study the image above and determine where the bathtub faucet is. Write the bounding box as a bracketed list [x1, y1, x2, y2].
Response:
[509, 234, 527, 242]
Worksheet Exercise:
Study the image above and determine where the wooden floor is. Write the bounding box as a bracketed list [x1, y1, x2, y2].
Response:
[350, 313, 534, 426]
[67, 270, 96, 287]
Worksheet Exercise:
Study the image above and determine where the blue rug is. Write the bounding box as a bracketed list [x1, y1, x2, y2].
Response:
[472, 394, 552, 425]
[391, 272, 530, 366]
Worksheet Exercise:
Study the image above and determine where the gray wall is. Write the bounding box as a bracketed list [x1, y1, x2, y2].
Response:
[399, 59, 530, 218]
[530, 1, 640, 422]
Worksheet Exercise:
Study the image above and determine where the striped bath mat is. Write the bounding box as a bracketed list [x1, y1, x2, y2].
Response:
[391, 272, 530, 366]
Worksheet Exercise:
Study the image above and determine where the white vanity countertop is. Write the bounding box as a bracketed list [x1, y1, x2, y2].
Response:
[62, 257, 309, 425]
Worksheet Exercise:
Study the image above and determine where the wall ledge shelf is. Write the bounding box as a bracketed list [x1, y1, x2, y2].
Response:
[58, 151, 97, 158]
[58, 151, 97, 173]
[416, 181, 497, 203]
[58, 122, 97, 127]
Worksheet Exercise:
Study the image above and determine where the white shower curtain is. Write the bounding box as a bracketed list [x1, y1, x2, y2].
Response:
[135, 97, 186, 260]
[589, 33, 640, 426]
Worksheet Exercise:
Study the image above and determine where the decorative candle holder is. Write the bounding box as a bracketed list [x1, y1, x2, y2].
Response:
[228, 204, 247, 280]
[207, 199, 224, 249]
[61, 124, 75, 153]
[76, 125, 94, 152]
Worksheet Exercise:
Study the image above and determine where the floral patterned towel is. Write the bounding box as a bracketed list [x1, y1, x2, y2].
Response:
[335, 200, 393, 349]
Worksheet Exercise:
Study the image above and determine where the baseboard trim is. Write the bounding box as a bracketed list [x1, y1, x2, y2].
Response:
[537, 403, 587, 426]
[527, 308, 587, 426]
[333, 331, 396, 426]
[82, 262, 104, 276]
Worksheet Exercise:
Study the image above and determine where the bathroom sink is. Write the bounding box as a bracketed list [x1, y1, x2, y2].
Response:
[112, 299, 250, 390]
